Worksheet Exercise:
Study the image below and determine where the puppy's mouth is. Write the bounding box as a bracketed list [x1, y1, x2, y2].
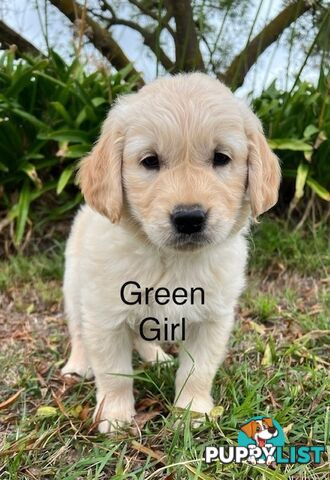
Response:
[166, 232, 213, 251]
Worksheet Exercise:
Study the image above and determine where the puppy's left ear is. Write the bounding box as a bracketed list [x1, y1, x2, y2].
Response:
[262, 417, 273, 428]
[247, 125, 281, 218]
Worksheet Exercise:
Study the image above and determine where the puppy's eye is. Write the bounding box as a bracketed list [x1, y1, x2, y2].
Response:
[213, 151, 231, 167]
[141, 155, 160, 170]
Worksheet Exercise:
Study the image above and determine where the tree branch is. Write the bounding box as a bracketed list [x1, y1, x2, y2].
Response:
[49, 0, 144, 84]
[169, 0, 204, 71]
[222, 0, 312, 89]
[116, 21, 174, 70]
[92, 10, 174, 71]
[0, 20, 45, 57]
[127, 0, 175, 37]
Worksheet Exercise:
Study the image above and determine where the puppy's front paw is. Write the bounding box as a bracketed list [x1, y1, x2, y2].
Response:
[61, 345, 93, 379]
[174, 394, 214, 427]
[175, 394, 214, 415]
[61, 358, 93, 379]
[93, 395, 136, 433]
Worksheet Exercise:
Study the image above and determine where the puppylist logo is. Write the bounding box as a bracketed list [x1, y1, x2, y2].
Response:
[204, 416, 325, 466]
[237, 416, 284, 465]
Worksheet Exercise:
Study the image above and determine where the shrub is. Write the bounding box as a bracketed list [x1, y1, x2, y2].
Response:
[0, 50, 138, 245]
[253, 72, 330, 210]
[1, 49, 328, 248]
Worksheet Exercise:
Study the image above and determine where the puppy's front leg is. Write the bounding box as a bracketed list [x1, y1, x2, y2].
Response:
[175, 314, 233, 416]
[83, 321, 135, 433]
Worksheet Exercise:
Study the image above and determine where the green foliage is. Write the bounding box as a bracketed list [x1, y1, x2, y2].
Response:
[0, 50, 138, 245]
[1, 48, 329, 246]
[253, 71, 330, 205]
[249, 219, 329, 275]
[0, 243, 64, 290]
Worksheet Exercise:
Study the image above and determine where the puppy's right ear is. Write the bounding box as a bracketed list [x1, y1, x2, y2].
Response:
[78, 111, 124, 223]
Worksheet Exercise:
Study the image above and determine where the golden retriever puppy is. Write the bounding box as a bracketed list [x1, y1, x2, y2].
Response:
[62, 73, 280, 433]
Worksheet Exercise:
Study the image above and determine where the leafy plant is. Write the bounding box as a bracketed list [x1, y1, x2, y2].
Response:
[253, 70, 330, 209]
[1, 49, 329, 248]
[0, 50, 138, 245]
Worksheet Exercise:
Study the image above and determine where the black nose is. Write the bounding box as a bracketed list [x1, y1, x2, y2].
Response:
[268, 427, 276, 434]
[171, 206, 206, 234]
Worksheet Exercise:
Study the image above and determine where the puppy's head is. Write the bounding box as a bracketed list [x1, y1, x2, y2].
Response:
[240, 418, 277, 440]
[79, 73, 280, 250]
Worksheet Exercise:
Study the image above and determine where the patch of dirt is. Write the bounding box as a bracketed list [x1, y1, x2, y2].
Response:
[0, 284, 66, 389]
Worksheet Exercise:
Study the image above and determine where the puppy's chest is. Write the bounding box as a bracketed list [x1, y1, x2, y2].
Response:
[128, 294, 206, 324]
[124, 269, 225, 331]
[126, 292, 206, 343]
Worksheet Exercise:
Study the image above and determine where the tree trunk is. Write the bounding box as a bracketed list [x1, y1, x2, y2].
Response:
[170, 0, 204, 72]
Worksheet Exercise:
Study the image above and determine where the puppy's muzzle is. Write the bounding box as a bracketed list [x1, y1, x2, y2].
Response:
[171, 205, 207, 235]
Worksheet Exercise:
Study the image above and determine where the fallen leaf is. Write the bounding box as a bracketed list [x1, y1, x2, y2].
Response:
[210, 405, 224, 419]
[0, 389, 23, 410]
[261, 343, 272, 366]
[79, 404, 90, 421]
[248, 320, 266, 335]
[134, 410, 161, 430]
[136, 397, 161, 410]
[131, 440, 166, 464]
[68, 405, 83, 418]
[36, 406, 58, 417]
[283, 423, 293, 435]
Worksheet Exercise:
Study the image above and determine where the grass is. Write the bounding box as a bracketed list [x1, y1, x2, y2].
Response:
[249, 219, 329, 276]
[0, 219, 329, 479]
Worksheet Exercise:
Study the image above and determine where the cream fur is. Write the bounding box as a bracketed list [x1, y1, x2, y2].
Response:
[62, 73, 280, 433]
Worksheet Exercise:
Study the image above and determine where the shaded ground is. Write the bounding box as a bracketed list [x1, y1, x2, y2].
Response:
[0, 219, 329, 479]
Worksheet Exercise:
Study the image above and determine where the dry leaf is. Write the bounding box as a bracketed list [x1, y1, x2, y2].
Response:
[210, 405, 224, 419]
[79, 404, 90, 421]
[131, 440, 166, 464]
[248, 320, 266, 335]
[283, 423, 293, 435]
[0, 389, 23, 410]
[68, 405, 83, 418]
[134, 410, 161, 429]
[136, 397, 161, 410]
[261, 343, 272, 366]
[36, 406, 58, 417]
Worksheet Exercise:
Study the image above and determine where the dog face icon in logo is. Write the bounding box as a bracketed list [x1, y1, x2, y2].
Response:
[238, 416, 285, 465]
[241, 417, 278, 447]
